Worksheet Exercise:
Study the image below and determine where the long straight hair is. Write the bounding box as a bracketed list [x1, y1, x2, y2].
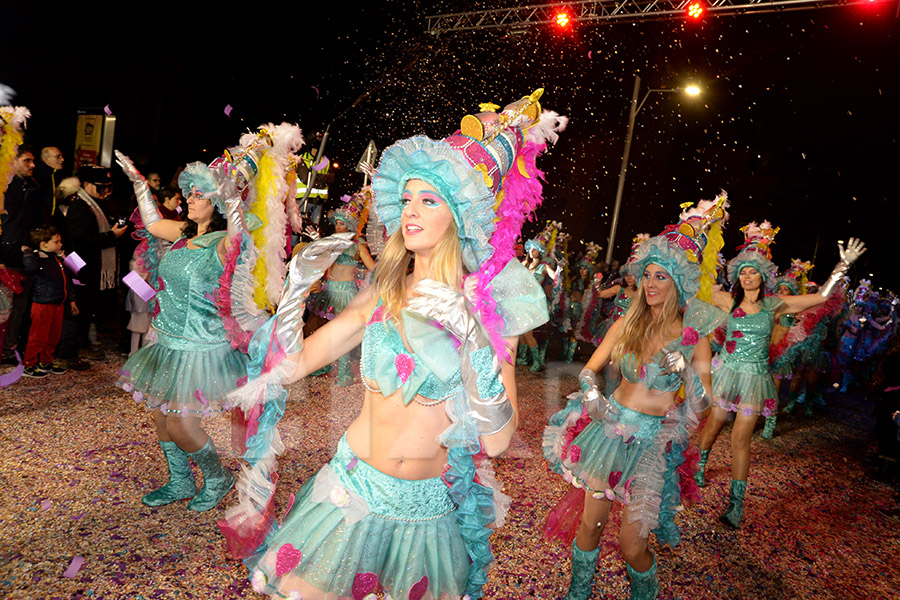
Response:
[611, 279, 683, 378]
[373, 220, 463, 322]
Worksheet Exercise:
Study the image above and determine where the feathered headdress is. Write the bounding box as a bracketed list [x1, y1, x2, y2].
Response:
[777, 258, 813, 295]
[727, 220, 780, 291]
[525, 219, 561, 256]
[626, 193, 730, 305]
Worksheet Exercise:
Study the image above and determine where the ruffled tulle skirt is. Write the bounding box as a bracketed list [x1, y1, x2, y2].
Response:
[713, 359, 777, 416]
[310, 280, 359, 320]
[245, 435, 469, 600]
[116, 334, 248, 417]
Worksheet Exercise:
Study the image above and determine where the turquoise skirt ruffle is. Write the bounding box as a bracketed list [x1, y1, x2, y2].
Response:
[311, 279, 358, 320]
[116, 336, 248, 417]
[713, 359, 777, 416]
[246, 435, 469, 599]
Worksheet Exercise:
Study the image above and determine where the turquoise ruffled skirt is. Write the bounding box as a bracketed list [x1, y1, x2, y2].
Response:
[311, 279, 359, 320]
[246, 435, 469, 599]
[116, 335, 248, 417]
[713, 359, 777, 416]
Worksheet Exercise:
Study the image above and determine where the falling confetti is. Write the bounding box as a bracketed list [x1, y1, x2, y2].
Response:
[224, 104, 233, 117]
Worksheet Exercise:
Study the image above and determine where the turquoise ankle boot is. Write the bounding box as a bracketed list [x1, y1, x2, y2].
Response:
[142, 440, 197, 506]
[783, 388, 802, 413]
[626, 556, 660, 599]
[187, 439, 235, 512]
[719, 479, 747, 529]
[337, 355, 354, 386]
[761, 416, 777, 439]
[564, 540, 600, 600]
[694, 449, 710, 488]
[563, 339, 576, 363]
[516, 343, 529, 365]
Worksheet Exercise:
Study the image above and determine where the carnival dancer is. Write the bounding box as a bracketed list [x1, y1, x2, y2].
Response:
[113, 124, 302, 511]
[518, 220, 560, 372]
[561, 242, 602, 363]
[544, 195, 729, 600]
[695, 223, 865, 528]
[220, 90, 565, 600]
[313, 190, 375, 385]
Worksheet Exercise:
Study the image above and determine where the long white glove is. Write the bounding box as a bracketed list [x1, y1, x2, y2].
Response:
[819, 237, 866, 298]
[274, 232, 355, 356]
[579, 368, 613, 422]
[406, 279, 513, 436]
[115, 150, 161, 227]
[207, 164, 246, 239]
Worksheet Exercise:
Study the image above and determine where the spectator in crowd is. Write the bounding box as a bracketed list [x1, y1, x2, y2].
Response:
[20, 225, 78, 377]
[63, 165, 126, 360]
[35, 146, 66, 218]
[158, 186, 184, 220]
[146, 172, 162, 193]
[0, 146, 43, 362]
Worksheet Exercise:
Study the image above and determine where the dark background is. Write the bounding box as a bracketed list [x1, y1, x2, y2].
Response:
[3, 0, 898, 290]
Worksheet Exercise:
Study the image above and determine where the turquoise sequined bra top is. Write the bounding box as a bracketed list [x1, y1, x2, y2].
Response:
[618, 298, 727, 393]
[334, 244, 358, 267]
[722, 296, 784, 364]
[360, 301, 463, 404]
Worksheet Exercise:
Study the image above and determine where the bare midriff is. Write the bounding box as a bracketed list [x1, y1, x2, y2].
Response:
[329, 261, 357, 282]
[613, 375, 676, 417]
[345, 385, 452, 480]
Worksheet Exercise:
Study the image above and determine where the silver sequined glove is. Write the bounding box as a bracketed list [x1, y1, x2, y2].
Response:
[661, 348, 710, 414]
[406, 279, 513, 436]
[208, 164, 246, 239]
[274, 232, 355, 356]
[579, 368, 613, 422]
[820, 237, 866, 298]
[115, 150, 161, 227]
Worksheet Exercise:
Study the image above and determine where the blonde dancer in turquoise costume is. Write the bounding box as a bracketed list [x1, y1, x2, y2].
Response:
[112, 125, 303, 511]
[220, 90, 566, 599]
[696, 222, 866, 528]
[518, 220, 560, 372]
[544, 195, 728, 600]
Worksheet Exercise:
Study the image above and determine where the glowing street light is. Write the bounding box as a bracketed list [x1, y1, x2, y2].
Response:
[605, 76, 703, 264]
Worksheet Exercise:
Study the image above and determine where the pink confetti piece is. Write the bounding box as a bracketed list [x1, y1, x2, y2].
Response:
[224, 104, 233, 116]
[175, 205, 183, 214]
[123, 270, 157, 302]
[346, 456, 358, 471]
[284, 492, 295, 518]
[63, 252, 86, 274]
[63, 556, 84, 578]
[41, 499, 51, 511]
[104, 105, 112, 115]
[312, 157, 329, 171]
[588, 50, 592, 58]
[311, 86, 320, 99]
[72, 278, 85, 286]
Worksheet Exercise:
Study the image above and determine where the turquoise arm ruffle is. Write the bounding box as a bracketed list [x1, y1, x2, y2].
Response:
[491, 259, 550, 336]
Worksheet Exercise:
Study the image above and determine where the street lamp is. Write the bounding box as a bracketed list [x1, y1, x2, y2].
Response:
[605, 75, 702, 265]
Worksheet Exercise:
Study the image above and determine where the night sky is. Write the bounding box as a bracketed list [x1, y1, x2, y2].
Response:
[4, 0, 898, 290]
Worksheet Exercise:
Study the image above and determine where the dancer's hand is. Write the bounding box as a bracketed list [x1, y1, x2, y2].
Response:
[660, 349, 686, 374]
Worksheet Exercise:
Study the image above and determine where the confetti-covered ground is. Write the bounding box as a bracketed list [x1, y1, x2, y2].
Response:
[1, 342, 898, 600]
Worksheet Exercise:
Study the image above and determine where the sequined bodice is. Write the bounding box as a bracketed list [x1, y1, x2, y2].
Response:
[154, 236, 227, 350]
[334, 244, 358, 266]
[723, 307, 776, 364]
[612, 288, 632, 319]
[620, 338, 686, 393]
[360, 302, 463, 403]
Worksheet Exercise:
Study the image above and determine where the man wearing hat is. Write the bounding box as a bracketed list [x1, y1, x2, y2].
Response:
[61, 165, 127, 362]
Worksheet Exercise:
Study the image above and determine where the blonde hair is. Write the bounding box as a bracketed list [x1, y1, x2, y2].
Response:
[373, 220, 464, 322]
[611, 280, 683, 378]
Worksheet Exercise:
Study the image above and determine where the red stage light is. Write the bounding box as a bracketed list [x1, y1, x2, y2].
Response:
[686, 1, 705, 19]
[555, 9, 572, 28]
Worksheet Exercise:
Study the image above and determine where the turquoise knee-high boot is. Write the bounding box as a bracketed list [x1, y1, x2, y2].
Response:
[626, 556, 660, 600]
[528, 345, 545, 372]
[564, 540, 600, 600]
[719, 479, 747, 529]
[187, 439, 235, 512]
[516, 343, 530, 365]
[761, 415, 777, 439]
[694, 449, 710, 487]
[142, 440, 197, 506]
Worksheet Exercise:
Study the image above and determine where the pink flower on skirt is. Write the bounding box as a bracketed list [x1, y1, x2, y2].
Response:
[732, 330, 744, 339]
[725, 340, 737, 354]
[569, 445, 582, 463]
[681, 327, 700, 346]
[764, 397, 776, 410]
[742, 406, 754, 417]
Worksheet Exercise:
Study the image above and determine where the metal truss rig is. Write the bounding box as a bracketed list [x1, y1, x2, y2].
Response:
[425, 0, 879, 34]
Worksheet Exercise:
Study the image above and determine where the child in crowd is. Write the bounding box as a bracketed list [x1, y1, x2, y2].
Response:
[20, 225, 79, 377]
